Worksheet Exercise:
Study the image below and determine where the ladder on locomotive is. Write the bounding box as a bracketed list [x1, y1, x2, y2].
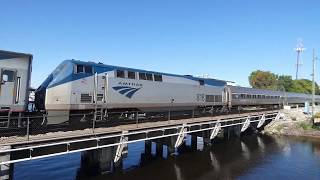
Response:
[0, 111, 11, 128]
[93, 107, 108, 122]
[0, 111, 23, 128]
[93, 72, 108, 122]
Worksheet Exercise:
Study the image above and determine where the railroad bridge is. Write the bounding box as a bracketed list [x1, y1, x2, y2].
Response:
[0, 110, 282, 179]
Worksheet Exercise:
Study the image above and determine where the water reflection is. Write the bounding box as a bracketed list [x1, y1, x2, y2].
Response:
[74, 135, 284, 180]
[312, 142, 320, 157]
[13, 135, 320, 180]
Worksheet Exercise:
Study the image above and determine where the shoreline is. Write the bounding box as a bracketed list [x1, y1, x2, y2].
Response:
[262, 108, 320, 139]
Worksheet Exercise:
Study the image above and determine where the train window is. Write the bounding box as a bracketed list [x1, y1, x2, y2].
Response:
[2, 70, 14, 82]
[85, 66, 93, 74]
[206, 95, 215, 102]
[215, 95, 222, 102]
[128, 71, 136, 79]
[139, 73, 147, 80]
[76, 65, 84, 73]
[146, 73, 153, 81]
[76, 65, 93, 74]
[154, 74, 163, 82]
[116, 70, 125, 78]
[199, 80, 205, 86]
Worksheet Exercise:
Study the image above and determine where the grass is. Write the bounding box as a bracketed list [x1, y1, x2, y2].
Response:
[275, 124, 285, 132]
[298, 122, 320, 131]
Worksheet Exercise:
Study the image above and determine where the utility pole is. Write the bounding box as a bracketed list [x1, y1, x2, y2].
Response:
[312, 48, 316, 120]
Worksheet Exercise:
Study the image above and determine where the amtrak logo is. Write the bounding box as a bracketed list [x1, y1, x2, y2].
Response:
[112, 86, 141, 98]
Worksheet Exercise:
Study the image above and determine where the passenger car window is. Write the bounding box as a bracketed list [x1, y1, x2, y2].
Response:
[128, 71, 136, 79]
[154, 74, 163, 82]
[199, 80, 204, 86]
[139, 73, 147, 80]
[116, 70, 125, 78]
[146, 73, 153, 81]
[2, 70, 14, 82]
[84, 66, 93, 74]
[77, 65, 84, 73]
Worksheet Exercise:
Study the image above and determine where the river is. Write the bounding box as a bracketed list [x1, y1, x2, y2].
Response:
[12, 135, 320, 180]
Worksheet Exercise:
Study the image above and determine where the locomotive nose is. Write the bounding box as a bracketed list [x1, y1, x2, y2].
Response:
[35, 74, 53, 111]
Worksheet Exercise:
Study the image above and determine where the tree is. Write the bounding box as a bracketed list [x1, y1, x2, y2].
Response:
[288, 79, 320, 95]
[249, 70, 277, 90]
[248, 70, 320, 95]
[289, 79, 312, 94]
[277, 75, 293, 91]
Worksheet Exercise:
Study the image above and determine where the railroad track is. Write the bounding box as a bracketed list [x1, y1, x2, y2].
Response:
[0, 108, 279, 138]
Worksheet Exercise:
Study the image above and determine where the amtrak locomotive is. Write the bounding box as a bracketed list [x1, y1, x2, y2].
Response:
[1, 50, 320, 128]
[34, 59, 228, 124]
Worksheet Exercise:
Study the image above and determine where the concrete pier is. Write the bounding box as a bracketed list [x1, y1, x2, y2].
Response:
[78, 147, 117, 176]
[0, 146, 11, 180]
[155, 140, 164, 157]
[145, 140, 152, 156]
[191, 134, 198, 150]
[162, 136, 177, 156]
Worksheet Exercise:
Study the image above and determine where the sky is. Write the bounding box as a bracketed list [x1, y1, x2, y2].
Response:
[1, 0, 320, 87]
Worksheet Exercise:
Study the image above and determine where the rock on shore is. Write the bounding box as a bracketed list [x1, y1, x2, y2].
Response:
[263, 108, 320, 138]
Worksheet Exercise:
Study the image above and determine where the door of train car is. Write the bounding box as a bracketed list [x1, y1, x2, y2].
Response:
[0, 68, 17, 109]
[93, 68, 108, 106]
[223, 86, 232, 109]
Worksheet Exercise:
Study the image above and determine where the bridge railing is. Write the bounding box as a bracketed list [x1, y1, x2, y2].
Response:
[0, 110, 281, 166]
[0, 109, 280, 144]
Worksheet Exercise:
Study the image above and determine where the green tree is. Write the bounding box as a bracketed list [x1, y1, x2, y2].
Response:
[288, 79, 320, 95]
[277, 75, 293, 91]
[249, 70, 277, 90]
[249, 70, 320, 95]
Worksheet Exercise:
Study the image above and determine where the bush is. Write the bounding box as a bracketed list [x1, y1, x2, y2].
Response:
[314, 112, 320, 119]
[298, 122, 320, 131]
[298, 122, 313, 130]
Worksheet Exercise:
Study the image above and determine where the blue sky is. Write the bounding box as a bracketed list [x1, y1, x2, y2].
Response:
[1, 0, 320, 87]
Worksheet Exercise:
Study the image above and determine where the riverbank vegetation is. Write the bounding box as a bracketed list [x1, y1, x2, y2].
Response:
[264, 109, 320, 138]
[298, 122, 320, 131]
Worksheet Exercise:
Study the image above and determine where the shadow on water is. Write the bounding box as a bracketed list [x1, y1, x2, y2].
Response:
[13, 133, 320, 180]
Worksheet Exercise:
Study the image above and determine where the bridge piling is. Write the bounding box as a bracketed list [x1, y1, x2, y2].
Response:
[0, 146, 11, 180]
[78, 146, 116, 176]
[191, 134, 198, 150]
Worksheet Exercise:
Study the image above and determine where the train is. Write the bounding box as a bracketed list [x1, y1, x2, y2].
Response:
[1, 50, 319, 128]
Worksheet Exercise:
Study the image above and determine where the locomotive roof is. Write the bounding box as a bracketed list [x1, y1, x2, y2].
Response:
[68, 59, 227, 87]
[0, 50, 33, 60]
[38, 59, 227, 90]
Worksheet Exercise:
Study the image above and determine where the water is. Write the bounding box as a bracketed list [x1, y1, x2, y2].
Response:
[13, 135, 320, 180]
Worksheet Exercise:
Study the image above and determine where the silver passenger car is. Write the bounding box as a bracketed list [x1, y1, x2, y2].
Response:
[0, 50, 32, 113]
[229, 86, 320, 107]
